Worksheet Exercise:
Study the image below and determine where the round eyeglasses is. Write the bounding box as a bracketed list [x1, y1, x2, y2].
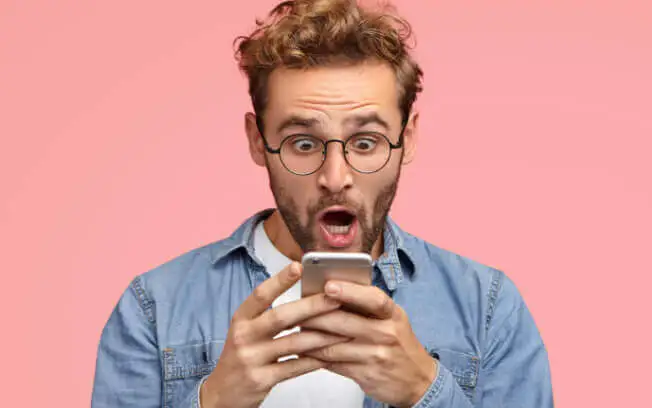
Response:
[259, 124, 406, 176]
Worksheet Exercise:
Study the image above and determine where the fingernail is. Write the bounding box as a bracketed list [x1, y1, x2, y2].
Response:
[325, 282, 340, 296]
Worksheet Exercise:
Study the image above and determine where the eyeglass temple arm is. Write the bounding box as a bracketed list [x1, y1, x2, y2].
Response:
[256, 116, 281, 154]
[389, 120, 408, 149]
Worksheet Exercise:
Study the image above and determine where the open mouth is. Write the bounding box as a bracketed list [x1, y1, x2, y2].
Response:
[321, 209, 356, 234]
[318, 207, 358, 248]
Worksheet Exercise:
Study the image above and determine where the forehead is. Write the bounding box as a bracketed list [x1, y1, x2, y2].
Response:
[265, 61, 401, 128]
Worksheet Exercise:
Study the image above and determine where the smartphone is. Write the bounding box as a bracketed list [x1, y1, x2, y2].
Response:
[301, 252, 373, 298]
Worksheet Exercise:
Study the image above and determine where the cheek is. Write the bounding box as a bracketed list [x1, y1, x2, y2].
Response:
[356, 171, 399, 210]
[271, 170, 316, 208]
[356, 177, 385, 205]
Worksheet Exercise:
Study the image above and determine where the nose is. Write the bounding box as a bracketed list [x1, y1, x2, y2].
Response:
[317, 141, 353, 194]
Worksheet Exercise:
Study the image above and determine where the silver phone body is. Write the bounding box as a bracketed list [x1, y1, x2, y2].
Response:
[301, 251, 373, 297]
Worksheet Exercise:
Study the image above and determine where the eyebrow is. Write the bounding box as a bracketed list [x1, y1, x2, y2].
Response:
[344, 112, 390, 130]
[276, 115, 321, 134]
[276, 112, 390, 134]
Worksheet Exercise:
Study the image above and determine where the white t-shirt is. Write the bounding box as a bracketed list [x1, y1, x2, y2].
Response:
[253, 221, 365, 408]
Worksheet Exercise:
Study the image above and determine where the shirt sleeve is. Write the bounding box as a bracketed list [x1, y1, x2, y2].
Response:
[413, 273, 554, 408]
[411, 360, 474, 408]
[91, 277, 164, 407]
[474, 274, 554, 407]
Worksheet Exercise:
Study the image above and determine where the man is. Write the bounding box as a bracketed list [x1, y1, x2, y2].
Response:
[91, 0, 553, 407]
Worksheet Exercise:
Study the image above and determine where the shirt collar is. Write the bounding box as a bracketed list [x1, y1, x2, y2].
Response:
[210, 208, 416, 291]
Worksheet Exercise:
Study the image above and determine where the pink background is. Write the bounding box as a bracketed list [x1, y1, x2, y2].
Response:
[1, 0, 650, 406]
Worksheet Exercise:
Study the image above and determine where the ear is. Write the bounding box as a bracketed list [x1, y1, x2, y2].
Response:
[401, 110, 418, 165]
[245, 112, 266, 167]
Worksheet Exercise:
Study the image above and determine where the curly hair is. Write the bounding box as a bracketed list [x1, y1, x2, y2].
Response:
[234, 0, 423, 127]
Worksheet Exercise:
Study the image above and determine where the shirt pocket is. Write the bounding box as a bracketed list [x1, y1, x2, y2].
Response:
[426, 347, 480, 402]
[161, 340, 225, 408]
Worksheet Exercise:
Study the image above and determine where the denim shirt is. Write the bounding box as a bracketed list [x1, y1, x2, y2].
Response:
[91, 209, 553, 407]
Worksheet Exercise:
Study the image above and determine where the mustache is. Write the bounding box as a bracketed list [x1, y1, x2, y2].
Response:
[308, 194, 362, 215]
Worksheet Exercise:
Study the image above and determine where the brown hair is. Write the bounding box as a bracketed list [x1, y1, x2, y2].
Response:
[234, 0, 423, 129]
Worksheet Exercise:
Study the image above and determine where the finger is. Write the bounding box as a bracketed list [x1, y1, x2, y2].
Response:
[264, 356, 328, 385]
[324, 280, 396, 319]
[305, 342, 379, 363]
[256, 330, 348, 363]
[300, 310, 383, 342]
[251, 293, 341, 337]
[234, 262, 302, 320]
[324, 363, 360, 382]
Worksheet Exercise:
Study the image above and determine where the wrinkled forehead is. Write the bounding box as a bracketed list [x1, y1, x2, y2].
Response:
[264, 61, 403, 134]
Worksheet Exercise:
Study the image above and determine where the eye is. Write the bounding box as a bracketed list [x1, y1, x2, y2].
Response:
[349, 135, 379, 152]
[289, 136, 321, 153]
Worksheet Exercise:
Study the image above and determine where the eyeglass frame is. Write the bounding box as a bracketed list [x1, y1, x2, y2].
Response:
[255, 116, 407, 176]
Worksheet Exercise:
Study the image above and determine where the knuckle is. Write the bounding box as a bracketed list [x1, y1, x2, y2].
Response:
[373, 346, 390, 364]
[276, 334, 296, 356]
[284, 266, 297, 283]
[235, 346, 255, 365]
[391, 303, 406, 321]
[268, 308, 288, 329]
[377, 293, 394, 314]
[251, 286, 268, 304]
[378, 323, 398, 345]
[230, 323, 250, 347]
[319, 346, 333, 359]
[247, 369, 269, 393]
[286, 333, 303, 351]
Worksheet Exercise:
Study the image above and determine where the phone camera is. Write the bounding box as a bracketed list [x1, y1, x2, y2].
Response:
[311, 258, 320, 264]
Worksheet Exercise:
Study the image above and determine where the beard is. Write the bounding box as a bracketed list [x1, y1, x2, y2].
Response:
[267, 167, 401, 254]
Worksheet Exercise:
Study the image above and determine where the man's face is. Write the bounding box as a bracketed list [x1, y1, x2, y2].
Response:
[247, 61, 416, 254]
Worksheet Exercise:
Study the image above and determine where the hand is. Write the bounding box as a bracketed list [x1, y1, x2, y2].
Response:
[201, 262, 348, 408]
[301, 281, 437, 408]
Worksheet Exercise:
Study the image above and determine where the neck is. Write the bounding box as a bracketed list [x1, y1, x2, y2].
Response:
[263, 209, 385, 261]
